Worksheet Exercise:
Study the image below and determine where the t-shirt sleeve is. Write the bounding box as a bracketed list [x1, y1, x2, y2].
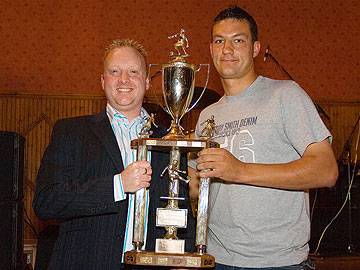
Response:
[280, 81, 332, 156]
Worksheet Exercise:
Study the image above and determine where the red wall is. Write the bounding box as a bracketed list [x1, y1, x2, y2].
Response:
[0, 0, 359, 102]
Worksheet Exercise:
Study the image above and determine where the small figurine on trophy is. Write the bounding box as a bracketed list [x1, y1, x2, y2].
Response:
[140, 113, 157, 136]
[200, 115, 216, 139]
[168, 28, 189, 58]
[161, 159, 190, 185]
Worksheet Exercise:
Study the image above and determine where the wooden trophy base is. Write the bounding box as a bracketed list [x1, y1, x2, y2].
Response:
[124, 251, 215, 268]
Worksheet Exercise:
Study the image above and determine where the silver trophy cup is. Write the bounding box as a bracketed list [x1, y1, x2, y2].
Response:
[150, 60, 209, 139]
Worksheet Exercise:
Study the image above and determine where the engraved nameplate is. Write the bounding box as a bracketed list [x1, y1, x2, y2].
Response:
[156, 208, 187, 228]
[155, 238, 185, 253]
[139, 256, 153, 264]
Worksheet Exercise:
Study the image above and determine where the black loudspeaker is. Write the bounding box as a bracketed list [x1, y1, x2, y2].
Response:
[0, 131, 25, 270]
[0, 132, 24, 201]
[0, 201, 24, 270]
[310, 168, 360, 255]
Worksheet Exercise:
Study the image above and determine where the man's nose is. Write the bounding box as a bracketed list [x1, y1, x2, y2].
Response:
[119, 71, 129, 83]
[222, 40, 234, 54]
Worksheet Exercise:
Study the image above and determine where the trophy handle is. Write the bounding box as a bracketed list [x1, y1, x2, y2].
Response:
[148, 64, 171, 115]
[185, 64, 210, 113]
[149, 63, 161, 80]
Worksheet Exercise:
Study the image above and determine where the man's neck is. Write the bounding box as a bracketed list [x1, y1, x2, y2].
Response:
[125, 110, 142, 123]
[221, 72, 258, 96]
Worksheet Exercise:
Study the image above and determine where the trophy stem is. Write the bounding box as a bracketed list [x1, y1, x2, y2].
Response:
[163, 147, 181, 240]
[196, 177, 210, 251]
[132, 141, 148, 250]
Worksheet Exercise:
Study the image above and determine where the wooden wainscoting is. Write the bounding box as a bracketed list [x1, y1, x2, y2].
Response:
[0, 93, 359, 244]
[321, 102, 359, 161]
[0, 93, 106, 239]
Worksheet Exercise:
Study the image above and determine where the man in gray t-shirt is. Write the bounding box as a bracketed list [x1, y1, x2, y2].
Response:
[189, 6, 338, 270]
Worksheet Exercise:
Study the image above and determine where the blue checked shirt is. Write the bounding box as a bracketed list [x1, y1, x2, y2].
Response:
[106, 104, 151, 262]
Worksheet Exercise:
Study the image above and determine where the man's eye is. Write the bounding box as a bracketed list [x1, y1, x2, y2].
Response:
[234, 39, 244, 43]
[214, 39, 223, 44]
[110, 69, 119, 75]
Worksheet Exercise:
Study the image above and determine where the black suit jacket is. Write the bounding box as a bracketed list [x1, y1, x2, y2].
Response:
[33, 110, 195, 270]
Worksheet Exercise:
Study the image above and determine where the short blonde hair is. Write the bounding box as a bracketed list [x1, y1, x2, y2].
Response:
[103, 39, 148, 73]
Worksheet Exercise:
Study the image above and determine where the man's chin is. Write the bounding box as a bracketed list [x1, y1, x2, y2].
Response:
[216, 67, 238, 77]
[115, 101, 143, 112]
[219, 72, 239, 79]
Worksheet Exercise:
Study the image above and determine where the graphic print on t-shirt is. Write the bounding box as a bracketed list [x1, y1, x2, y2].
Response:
[200, 115, 258, 163]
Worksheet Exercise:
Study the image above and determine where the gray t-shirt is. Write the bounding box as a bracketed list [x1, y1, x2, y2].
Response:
[193, 76, 331, 267]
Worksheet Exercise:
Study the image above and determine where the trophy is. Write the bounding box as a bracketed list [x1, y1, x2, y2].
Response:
[124, 29, 218, 268]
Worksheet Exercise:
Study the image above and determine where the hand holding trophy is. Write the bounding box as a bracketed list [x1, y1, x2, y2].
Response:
[125, 29, 218, 268]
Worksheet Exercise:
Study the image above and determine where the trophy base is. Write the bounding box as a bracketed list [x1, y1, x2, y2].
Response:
[124, 250, 215, 268]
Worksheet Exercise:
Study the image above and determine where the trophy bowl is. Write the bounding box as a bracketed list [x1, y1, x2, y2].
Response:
[163, 61, 196, 128]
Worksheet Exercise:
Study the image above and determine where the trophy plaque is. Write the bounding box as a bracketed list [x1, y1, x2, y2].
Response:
[124, 29, 218, 268]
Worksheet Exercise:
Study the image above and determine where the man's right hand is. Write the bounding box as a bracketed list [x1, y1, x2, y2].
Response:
[121, 160, 152, 193]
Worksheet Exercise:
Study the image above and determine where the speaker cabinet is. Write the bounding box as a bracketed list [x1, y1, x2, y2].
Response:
[0, 131, 25, 270]
[0, 131, 25, 201]
[0, 201, 24, 270]
[310, 169, 360, 255]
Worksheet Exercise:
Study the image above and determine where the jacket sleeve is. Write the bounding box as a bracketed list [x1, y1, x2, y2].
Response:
[32, 118, 125, 220]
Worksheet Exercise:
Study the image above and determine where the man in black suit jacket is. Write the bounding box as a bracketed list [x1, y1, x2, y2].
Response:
[33, 39, 195, 269]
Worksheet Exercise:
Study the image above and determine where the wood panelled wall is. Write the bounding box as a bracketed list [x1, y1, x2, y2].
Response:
[0, 94, 106, 239]
[0, 93, 359, 240]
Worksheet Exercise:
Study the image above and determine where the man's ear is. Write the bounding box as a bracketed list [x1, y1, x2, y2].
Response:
[209, 43, 213, 58]
[253, 41, 261, 58]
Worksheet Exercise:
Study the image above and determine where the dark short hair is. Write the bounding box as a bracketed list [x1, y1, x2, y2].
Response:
[214, 6, 258, 42]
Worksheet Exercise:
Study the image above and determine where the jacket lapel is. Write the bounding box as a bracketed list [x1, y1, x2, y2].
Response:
[89, 111, 167, 172]
[90, 110, 124, 171]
